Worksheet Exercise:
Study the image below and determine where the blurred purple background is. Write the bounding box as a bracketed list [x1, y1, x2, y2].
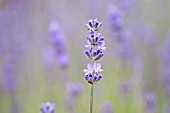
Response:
[0, 0, 170, 113]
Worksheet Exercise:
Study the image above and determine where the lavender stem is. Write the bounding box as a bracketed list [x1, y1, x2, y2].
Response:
[90, 84, 93, 113]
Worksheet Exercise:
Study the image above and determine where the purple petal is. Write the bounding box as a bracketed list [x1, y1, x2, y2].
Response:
[97, 49, 100, 54]
[85, 50, 90, 57]
[85, 75, 89, 81]
[51, 110, 55, 113]
[87, 63, 93, 71]
[89, 20, 93, 28]
[92, 38, 95, 43]
[93, 51, 97, 57]
[88, 36, 92, 42]
[95, 22, 99, 28]
[98, 23, 102, 28]
[93, 75, 98, 82]
[97, 75, 102, 81]
[98, 41, 103, 47]
[88, 76, 92, 82]
[97, 63, 101, 71]
[90, 48, 92, 53]
[99, 52, 104, 57]
[89, 74, 92, 78]
[99, 37, 104, 41]
[46, 105, 50, 110]
[95, 52, 103, 60]
[95, 36, 99, 42]
[89, 29, 94, 35]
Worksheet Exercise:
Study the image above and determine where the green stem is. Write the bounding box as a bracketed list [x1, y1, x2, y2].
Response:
[90, 84, 93, 113]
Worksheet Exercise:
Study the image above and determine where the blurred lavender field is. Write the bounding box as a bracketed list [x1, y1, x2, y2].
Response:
[0, 0, 170, 113]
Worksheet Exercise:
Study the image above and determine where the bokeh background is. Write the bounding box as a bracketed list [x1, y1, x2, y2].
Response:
[0, 0, 170, 113]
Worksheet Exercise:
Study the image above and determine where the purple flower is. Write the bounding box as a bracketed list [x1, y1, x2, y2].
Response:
[85, 19, 103, 31]
[84, 63, 103, 74]
[102, 102, 114, 113]
[85, 49, 104, 60]
[49, 21, 69, 69]
[58, 54, 69, 69]
[108, 5, 129, 44]
[66, 82, 84, 98]
[85, 74, 102, 84]
[145, 93, 157, 112]
[84, 63, 103, 84]
[85, 33, 106, 50]
[161, 38, 170, 96]
[40, 102, 56, 113]
[108, 5, 136, 62]
[3, 60, 17, 92]
[97, 41, 106, 50]
[108, 5, 123, 31]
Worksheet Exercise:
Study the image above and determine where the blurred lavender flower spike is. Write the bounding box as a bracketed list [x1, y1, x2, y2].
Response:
[65, 82, 83, 112]
[162, 38, 170, 66]
[40, 102, 56, 113]
[85, 19, 102, 31]
[3, 60, 17, 92]
[49, 21, 69, 69]
[161, 38, 170, 96]
[102, 102, 114, 113]
[108, 5, 123, 31]
[115, 0, 138, 14]
[84, 63, 103, 84]
[58, 54, 69, 69]
[145, 93, 157, 112]
[119, 81, 132, 95]
[66, 82, 84, 98]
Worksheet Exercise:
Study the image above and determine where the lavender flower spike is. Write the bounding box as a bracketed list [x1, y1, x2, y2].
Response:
[83, 19, 106, 113]
[40, 102, 56, 113]
[84, 19, 105, 84]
